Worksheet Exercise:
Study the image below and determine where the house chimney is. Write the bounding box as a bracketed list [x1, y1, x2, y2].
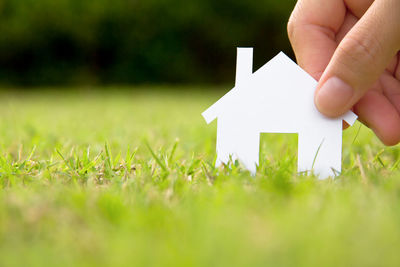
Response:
[235, 47, 253, 87]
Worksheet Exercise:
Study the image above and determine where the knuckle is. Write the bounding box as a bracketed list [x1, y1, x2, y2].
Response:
[287, 3, 302, 43]
[338, 33, 383, 66]
[287, 17, 296, 42]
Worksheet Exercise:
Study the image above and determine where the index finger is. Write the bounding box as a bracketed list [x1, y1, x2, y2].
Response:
[287, 0, 346, 80]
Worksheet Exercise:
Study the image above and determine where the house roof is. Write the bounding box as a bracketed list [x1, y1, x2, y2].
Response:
[202, 51, 358, 126]
[202, 52, 296, 124]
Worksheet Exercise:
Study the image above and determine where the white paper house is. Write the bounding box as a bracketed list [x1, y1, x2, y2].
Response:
[202, 48, 357, 179]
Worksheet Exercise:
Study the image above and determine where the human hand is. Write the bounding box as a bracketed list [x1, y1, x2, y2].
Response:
[288, 0, 400, 145]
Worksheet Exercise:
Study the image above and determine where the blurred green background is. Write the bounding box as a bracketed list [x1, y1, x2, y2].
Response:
[2, 3, 398, 266]
[0, 0, 296, 86]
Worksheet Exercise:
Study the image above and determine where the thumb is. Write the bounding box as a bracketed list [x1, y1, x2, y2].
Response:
[315, 0, 400, 117]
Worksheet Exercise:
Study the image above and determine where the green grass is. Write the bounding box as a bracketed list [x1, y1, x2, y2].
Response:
[0, 87, 399, 266]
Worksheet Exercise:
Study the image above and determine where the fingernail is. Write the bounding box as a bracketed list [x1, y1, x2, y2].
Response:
[316, 76, 354, 116]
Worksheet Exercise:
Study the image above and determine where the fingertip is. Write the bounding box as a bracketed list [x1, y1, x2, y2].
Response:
[354, 91, 400, 146]
[380, 134, 400, 146]
[315, 76, 355, 117]
[373, 122, 400, 146]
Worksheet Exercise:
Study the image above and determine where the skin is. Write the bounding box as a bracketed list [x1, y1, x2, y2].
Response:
[287, 0, 400, 145]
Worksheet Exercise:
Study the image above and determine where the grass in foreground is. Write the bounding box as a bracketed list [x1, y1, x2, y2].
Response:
[0, 87, 399, 266]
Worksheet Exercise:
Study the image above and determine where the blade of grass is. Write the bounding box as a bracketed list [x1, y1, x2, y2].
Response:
[168, 139, 179, 167]
[144, 140, 168, 173]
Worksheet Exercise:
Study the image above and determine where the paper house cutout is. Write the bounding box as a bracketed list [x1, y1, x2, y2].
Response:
[202, 48, 357, 179]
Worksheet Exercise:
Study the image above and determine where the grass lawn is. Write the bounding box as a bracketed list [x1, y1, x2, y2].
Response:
[0, 87, 399, 266]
